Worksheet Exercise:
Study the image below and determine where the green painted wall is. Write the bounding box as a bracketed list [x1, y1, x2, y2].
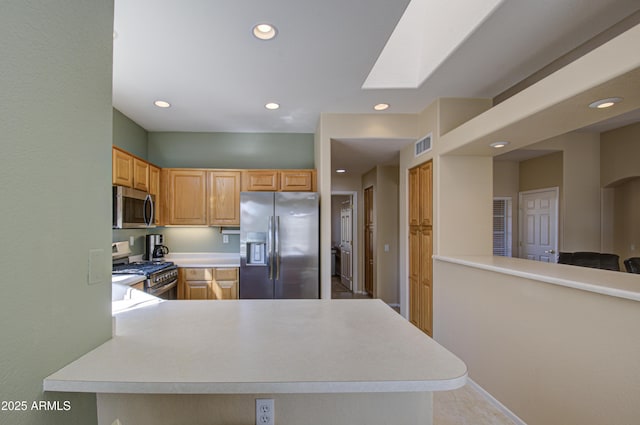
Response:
[161, 228, 240, 253]
[113, 108, 149, 159]
[148, 132, 314, 168]
[1, 1, 114, 424]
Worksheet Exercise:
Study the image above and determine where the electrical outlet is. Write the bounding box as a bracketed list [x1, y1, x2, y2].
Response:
[223, 234, 229, 244]
[256, 398, 274, 425]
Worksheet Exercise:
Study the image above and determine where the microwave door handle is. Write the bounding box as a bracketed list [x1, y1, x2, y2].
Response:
[149, 195, 154, 226]
[144, 194, 153, 227]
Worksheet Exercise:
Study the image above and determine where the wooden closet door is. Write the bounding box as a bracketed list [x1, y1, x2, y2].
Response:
[408, 160, 433, 336]
[364, 186, 374, 296]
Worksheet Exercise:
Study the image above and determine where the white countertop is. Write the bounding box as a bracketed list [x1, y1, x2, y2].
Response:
[44, 299, 467, 394]
[165, 252, 240, 268]
[434, 255, 640, 302]
[111, 274, 145, 286]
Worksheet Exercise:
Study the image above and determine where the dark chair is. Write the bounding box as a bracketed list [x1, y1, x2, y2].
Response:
[624, 257, 640, 273]
[557, 252, 574, 265]
[558, 251, 620, 271]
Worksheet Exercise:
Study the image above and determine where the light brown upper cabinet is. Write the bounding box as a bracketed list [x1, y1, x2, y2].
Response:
[280, 170, 314, 191]
[112, 147, 134, 187]
[166, 169, 208, 225]
[208, 170, 241, 226]
[112, 146, 157, 193]
[133, 158, 149, 192]
[243, 170, 279, 191]
[242, 169, 316, 192]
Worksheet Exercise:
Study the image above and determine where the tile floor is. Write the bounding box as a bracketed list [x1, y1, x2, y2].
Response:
[434, 384, 517, 425]
[330, 276, 371, 299]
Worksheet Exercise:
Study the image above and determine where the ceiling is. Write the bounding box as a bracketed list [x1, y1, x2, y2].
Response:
[112, 0, 640, 175]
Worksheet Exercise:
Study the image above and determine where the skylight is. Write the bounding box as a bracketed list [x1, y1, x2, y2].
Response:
[362, 0, 504, 89]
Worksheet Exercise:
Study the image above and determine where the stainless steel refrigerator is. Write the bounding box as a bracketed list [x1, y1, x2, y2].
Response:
[240, 192, 319, 299]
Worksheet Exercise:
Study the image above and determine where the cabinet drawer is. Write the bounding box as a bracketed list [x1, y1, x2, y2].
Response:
[184, 268, 213, 281]
[215, 268, 238, 280]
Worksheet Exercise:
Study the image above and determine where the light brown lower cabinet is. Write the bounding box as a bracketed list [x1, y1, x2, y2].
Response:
[179, 267, 238, 300]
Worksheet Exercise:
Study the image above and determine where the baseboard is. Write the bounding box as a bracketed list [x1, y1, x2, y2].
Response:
[466, 377, 528, 425]
[387, 303, 400, 308]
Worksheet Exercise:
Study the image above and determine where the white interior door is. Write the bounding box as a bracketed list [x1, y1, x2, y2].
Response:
[519, 188, 559, 262]
[340, 207, 353, 289]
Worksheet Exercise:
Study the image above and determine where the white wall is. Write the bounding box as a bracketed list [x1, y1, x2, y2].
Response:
[434, 259, 640, 425]
[432, 23, 640, 425]
[529, 132, 602, 252]
[316, 113, 418, 300]
[0, 1, 114, 424]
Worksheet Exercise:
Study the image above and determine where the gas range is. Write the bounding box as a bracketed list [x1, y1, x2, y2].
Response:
[112, 252, 178, 299]
[112, 241, 178, 299]
[112, 261, 176, 276]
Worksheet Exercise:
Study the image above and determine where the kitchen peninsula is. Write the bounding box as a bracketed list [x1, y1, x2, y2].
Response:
[44, 299, 466, 425]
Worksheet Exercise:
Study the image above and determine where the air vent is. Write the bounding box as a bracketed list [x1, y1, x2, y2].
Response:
[415, 133, 432, 157]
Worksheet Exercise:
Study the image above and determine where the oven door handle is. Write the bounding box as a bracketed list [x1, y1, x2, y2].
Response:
[148, 279, 177, 297]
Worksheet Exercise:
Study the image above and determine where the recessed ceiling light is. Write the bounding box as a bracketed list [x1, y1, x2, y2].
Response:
[588, 97, 623, 109]
[253, 23, 277, 40]
[265, 102, 280, 110]
[336, 169, 347, 173]
[154, 100, 171, 108]
[490, 141, 509, 148]
[373, 103, 390, 111]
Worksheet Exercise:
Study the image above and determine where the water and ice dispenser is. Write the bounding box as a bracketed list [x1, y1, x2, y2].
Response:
[246, 232, 267, 265]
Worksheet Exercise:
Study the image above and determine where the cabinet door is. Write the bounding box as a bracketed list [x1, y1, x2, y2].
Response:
[409, 167, 420, 226]
[185, 281, 209, 300]
[245, 170, 279, 191]
[419, 228, 433, 335]
[408, 227, 421, 327]
[211, 280, 238, 300]
[149, 165, 161, 225]
[419, 162, 432, 226]
[208, 171, 241, 225]
[133, 158, 149, 191]
[168, 169, 207, 225]
[112, 147, 133, 187]
[280, 170, 313, 191]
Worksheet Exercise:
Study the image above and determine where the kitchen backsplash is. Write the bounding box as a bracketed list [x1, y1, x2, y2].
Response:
[160, 227, 239, 253]
[112, 227, 240, 255]
[112, 228, 148, 256]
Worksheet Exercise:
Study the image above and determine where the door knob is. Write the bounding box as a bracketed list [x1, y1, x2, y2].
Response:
[545, 249, 556, 254]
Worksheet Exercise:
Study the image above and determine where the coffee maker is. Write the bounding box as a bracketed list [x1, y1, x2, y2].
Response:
[145, 234, 169, 261]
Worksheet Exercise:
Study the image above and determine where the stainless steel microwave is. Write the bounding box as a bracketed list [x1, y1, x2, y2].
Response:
[113, 186, 155, 229]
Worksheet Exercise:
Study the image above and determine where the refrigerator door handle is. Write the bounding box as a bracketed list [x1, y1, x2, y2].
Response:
[275, 215, 280, 280]
[267, 216, 274, 280]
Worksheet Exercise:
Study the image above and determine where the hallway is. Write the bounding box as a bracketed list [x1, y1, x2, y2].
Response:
[330, 276, 371, 299]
